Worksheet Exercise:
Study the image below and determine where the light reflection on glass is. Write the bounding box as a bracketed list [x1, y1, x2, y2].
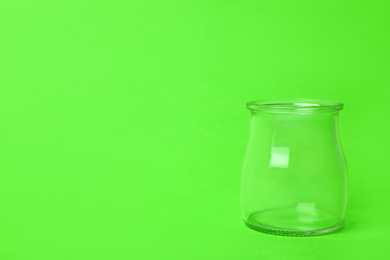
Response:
[269, 147, 290, 168]
[296, 203, 317, 224]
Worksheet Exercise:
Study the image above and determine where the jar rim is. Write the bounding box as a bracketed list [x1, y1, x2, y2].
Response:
[247, 99, 344, 114]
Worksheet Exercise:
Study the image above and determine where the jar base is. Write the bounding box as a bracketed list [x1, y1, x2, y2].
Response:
[244, 208, 345, 236]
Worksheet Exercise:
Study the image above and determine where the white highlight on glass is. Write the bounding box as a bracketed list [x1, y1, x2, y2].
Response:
[269, 147, 290, 168]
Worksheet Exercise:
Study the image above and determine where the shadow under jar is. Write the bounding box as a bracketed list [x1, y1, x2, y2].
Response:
[241, 100, 348, 236]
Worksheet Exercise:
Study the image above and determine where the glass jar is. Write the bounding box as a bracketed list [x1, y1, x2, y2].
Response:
[241, 100, 348, 236]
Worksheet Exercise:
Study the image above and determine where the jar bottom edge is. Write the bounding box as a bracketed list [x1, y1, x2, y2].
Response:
[244, 220, 345, 237]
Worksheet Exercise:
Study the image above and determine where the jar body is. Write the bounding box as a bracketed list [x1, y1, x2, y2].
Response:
[241, 102, 348, 236]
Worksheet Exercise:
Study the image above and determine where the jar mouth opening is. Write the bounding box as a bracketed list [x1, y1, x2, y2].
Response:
[247, 99, 343, 114]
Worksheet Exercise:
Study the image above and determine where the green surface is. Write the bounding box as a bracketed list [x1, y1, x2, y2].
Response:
[0, 0, 389, 259]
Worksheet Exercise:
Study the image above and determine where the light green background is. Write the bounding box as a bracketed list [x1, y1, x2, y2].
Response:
[0, 0, 389, 259]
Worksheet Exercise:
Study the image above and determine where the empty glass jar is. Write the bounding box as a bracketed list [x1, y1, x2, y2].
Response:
[241, 100, 348, 236]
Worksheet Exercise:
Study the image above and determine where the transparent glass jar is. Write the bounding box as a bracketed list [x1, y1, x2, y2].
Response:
[241, 100, 348, 236]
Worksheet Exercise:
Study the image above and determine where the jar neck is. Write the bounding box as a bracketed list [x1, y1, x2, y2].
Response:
[248, 111, 341, 148]
[250, 111, 340, 124]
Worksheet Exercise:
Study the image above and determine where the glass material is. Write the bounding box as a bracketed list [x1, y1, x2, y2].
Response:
[241, 100, 348, 236]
